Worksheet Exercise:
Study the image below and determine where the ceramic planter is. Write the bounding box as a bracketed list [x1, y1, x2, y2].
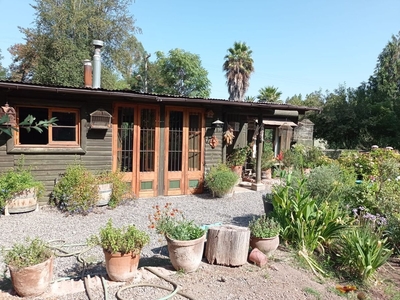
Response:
[4, 187, 39, 216]
[166, 233, 206, 273]
[250, 235, 279, 256]
[103, 249, 140, 282]
[97, 183, 113, 206]
[9, 256, 53, 297]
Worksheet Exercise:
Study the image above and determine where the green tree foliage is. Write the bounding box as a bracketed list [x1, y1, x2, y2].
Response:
[309, 85, 361, 149]
[285, 93, 303, 105]
[257, 85, 282, 103]
[9, 0, 142, 89]
[309, 32, 400, 149]
[131, 49, 211, 98]
[0, 50, 7, 80]
[223, 42, 254, 101]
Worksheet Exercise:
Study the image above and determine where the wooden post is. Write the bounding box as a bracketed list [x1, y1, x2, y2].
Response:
[205, 225, 250, 266]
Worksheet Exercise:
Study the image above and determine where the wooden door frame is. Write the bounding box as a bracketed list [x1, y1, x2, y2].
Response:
[112, 102, 160, 198]
[164, 106, 205, 195]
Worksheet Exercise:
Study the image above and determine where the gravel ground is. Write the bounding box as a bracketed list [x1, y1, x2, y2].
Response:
[0, 186, 345, 300]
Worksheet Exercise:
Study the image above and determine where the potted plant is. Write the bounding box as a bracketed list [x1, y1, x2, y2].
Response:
[0, 158, 44, 215]
[3, 237, 53, 297]
[52, 164, 98, 214]
[204, 163, 239, 197]
[248, 214, 280, 256]
[227, 146, 251, 178]
[149, 203, 206, 273]
[95, 170, 128, 208]
[88, 219, 150, 281]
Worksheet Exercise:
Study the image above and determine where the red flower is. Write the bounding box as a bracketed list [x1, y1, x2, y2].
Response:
[276, 152, 284, 161]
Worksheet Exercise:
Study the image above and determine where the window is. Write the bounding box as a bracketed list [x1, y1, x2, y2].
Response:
[17, 107, 79, 146]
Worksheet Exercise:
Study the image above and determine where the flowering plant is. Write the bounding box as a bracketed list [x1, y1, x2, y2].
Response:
[148, 203, 205, 241]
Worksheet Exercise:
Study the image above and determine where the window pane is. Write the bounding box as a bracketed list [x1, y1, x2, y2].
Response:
[52, 111, 76, 126]
[52, 127, 76, 141]
[140, 109, 156, 172]
[168, 111, 183, 171]
[117, 107, 134, 172]
[188, 113, 201, 171]
[18, 107, 48, 145]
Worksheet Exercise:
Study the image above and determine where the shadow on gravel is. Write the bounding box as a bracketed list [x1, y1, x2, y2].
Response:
[150, 245, 169, 257]
[139, 255, 171, 268]
[231, 214, 259, 227]
[0, 275, 12, 293]
[63, 261, 106, 279]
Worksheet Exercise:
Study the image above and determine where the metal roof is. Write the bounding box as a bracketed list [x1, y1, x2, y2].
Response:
[0, 80, 320, 112]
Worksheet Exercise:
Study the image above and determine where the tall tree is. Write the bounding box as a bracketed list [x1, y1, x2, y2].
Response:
[285, 94, 303, 105]
[131, 49, 211, 98]
[10, 0, 141, 89]
[257, 86, 282, 103]
[223, 42, 254, 101]
[0, 50, 7, 80]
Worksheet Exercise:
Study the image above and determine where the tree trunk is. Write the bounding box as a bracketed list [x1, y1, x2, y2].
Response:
[205, 225, 250, 266]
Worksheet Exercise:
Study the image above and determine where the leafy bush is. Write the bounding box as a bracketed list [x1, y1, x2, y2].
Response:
[89, 219, 149, 254]
[0, 158, 44, 210]
[271, 173, 348, 275]
[205, 163, 239, 197]
[332, 210, 392, 281]
[249, 215, 280, 238]
[306, 163, 354, 204]
[3, 238, 52, 269]
[53, 164, 98, 214]
[149, 203, 205, 241]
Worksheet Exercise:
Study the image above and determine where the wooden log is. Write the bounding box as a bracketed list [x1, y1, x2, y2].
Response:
[205, 224, 250, 266]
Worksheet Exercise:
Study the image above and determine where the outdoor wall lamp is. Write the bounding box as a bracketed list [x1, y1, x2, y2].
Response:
[212, 119, 224, 128]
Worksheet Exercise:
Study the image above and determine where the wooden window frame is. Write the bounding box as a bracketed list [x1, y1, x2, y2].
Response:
[6, 106, 85, 154]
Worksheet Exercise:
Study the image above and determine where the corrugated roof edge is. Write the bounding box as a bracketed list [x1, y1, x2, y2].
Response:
[0, 80, 321, 112]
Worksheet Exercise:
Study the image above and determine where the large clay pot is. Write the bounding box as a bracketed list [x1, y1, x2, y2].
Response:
[103, 249, 140, 281]
[9, 256, 53, 297]
[166, 234, 206, 273]
[4, 187, 38, 215]
[250, 235, 279, 256]
[97, 183, 113, 206]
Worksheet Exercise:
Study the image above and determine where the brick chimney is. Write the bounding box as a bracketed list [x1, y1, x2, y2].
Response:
[83, 59, 92, 88]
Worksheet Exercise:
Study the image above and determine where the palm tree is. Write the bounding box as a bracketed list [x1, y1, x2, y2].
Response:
[223, 42, 254, 101]
[257, 86, 283, 103]
[245, 95, 256, 102]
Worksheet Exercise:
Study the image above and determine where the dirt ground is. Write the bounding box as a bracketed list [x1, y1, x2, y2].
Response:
[2, 248, 399, 300]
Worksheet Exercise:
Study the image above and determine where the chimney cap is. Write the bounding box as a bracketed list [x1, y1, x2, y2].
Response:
[93, 40, 104, 48]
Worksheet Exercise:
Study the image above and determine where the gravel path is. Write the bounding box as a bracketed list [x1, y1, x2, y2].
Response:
[0, 186, 344, 300]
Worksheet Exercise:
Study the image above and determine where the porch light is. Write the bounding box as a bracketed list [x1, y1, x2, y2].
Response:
[212, 119, 224, 128]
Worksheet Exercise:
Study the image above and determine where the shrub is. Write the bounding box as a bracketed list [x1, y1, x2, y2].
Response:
[89, 219, 149, 254]
[205, 163, 239, 197]
[149, 203, 205, 241]
[249, 215, 280, 238]
[306, 163, 354, 204]
[53, 164, 98, 214]
[0, 158, 44, 211]
[332, 210, 392, 281]
[3, 238, 52, 269]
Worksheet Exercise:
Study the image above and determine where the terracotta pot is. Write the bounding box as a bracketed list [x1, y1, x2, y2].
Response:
[4, 187, 38, 215]
[261, 169, 272, 179]
[9, 256, 53, 297]
[248, 248, 268, 267]
[250, 235, 279, 256]
[103, 249, 140, 281]
[97, 183, 113, 206]
[166, 234, 206, 273]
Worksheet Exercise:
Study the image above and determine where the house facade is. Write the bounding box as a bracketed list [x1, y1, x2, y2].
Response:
[0, 80, 316, 204]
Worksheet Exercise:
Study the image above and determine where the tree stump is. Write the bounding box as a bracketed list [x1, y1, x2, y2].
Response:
[205, 225, 250, 266]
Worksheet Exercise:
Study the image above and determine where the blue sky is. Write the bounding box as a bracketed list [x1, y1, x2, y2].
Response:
[1, 0, 400, 100]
